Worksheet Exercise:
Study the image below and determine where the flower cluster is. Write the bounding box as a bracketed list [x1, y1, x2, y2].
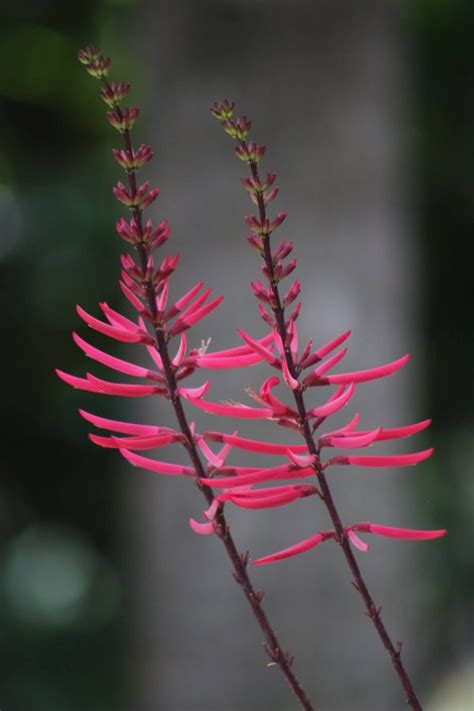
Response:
[58, 46, 446, 711]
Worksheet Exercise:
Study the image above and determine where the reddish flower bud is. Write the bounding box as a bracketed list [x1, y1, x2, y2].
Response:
[107, 106, 140, 133]
[210, 98, 235, 121]
[83, 55, 112, 79]
[112, 143, 153, 172]
[100, 81, 131, 108]
[78, 45, 101, 65]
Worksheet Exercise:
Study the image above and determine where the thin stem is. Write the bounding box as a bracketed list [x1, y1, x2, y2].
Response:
[246, 153, 422, 711]
[105, 84, 316, 711]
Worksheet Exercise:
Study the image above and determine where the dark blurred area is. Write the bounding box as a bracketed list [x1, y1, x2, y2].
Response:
[0, 1, 473, 710]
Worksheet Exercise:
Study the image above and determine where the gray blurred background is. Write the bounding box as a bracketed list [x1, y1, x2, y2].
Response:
[1, 1, 472, 710]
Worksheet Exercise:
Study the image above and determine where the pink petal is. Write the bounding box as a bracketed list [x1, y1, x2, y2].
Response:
[286, 450, 317, 468]
[56, 369, 102, 393]
[146, 344, 164, 371]
[324, 354, 410, 385]
[120, 448, 194, 476]
[314, 330, 352, 360]
[156, 281, 169, 313]
[171, 333, 187, 367]
[304, 347, 349, 385]
[237, 329, 280, 367]
[253, 530, 335, 566]
[353, 522, 447, 541]
[229, 484, 318, 510]
[76, 305, 151, 343]
[89, 433, 178, 450]
[85, 374, 164, 397]
[324, 428, 382, 449]
[189, 518, 215, 535]
[200, 463, 314, 489]
[281, 359, 299, 390]
[119, 281, 146, 314]
[178, 381, 211, 399]
[347, 529, 369, 552]
[259, 376, 297, 416]
[196, 352, 264, 369]
[182, 396, 273, 419]
[79, 409, 168, 436]
[164, 281, 204, 321]
[197, 438, 226, 468]
[309, 383, 356, 418]
[322, 413, 361, 438]
[329, 448, 434, 467]
[99, 302, 140, 332]
[73, 332, 160, 380]
[205, 333, 273, 358]
[203, 498, 220, 521]
[204, 431, 308, 455]
[170, 295, 224, 335]
[373, 419, 432, 441]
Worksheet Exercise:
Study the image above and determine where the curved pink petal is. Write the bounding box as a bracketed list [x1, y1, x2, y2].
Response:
[90, 432, 178, 450]
[164, 281, 204, 321]
[146, 344, 164, 371]
[76, 305, 152, 343]
[120, 448, 194, 476]
[85, 374, 164, 397]
[156, 280, 169, 313]
[99, 302, 140, 332]
[189, 518, 216, 535]
[197, 438, 226, 468]
[329, 448, 434, 467]
[119, 281, 146, 314]
[171, 333, 187, 367]
[200, 463, 314, 489]
[324, 354, 410, 385]
[204, 333, 273, 359]
[322, 413, 361, 438]
[73, 332, 160, 380]
[312, 347, 348, 378]
[253, 530, 335, 566]
[314, 330, 352, 360]
[286, 450, 317, 468]
[347, 529, 369, 552]
[353, 523, 447, 541]
[203, 498, 220, 521]
[373, 419, 432, 441]
[170, 294, 224, 336]
[324, 428, 382, 449]
[204, 431, 308, 455]
[79, 409, 168, 436]
[309, 383, 356, 418]
[229, 484, 318, 510]
[281, 359, 299, 390]
[237, 328, 280, 367]
[56, 369, 101, 393]
[196, 352, 264, 369]
[182, 396, 273, 419]
[178, 381, 211, 399]
[259, 376, 297, 417]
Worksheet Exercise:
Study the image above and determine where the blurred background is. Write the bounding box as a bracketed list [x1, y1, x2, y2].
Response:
[1, 1, 473, 709]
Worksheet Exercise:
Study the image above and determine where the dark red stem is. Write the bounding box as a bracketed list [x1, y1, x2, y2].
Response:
[103, 81, 316, 711]
[246, 154, 422, 711]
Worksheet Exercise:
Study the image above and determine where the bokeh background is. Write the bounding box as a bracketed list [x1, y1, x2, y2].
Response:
[1, 1, 473, 710]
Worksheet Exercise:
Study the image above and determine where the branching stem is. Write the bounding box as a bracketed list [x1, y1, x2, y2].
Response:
[104, 80, 316, 711]
[246, 152, 422, 711]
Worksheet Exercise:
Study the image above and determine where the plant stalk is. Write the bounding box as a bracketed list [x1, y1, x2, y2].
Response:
[245, 154, 422, 711]
[105, 81, 316, 711]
